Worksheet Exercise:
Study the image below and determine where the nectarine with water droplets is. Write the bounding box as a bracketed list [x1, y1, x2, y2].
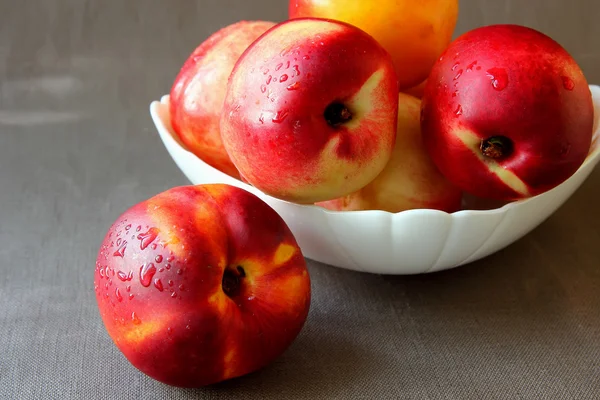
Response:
[421, 24, 594, 201]
[220, 18, 399, 204]
[94, 184, 311, 387]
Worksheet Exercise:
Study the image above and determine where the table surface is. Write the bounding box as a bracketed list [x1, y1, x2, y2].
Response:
[1, 1, 599, 399]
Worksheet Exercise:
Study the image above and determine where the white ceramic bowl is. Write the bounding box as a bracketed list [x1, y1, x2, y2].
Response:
[149, 85, 600, 275]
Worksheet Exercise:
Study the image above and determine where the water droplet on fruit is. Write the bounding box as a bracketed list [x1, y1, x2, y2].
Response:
[113, 241, 127, 258]
[266, 75, 272, 85]
[258, 113, 265, 124]
[168, 280, 174, 286]
[287, 82, 300, 91]
[154, 278, 164, 292]
[132, 312, 141, 325]
[116, 238, 122, 247]
[275, 63, 283, 71]
[104, 282, 109, 289]
[179, 284, 185, 291]
[466, 61, 478, 71]
[453, 69, 463, 80]
[155, 255, 163, 263]
[171, 292, 177, 299]
[260, 84, 267, 93]
[486, 68, 508, 91]
[562, 76, 575, 91]
[165, 263, 171, 270]
[117, 271, 128, 281]
[452, 62, 460, 71]
[139, 263, 157, 287]
[455, 104, 463, 116]
[476, 66, 482, 71]
[129, 294, 134, 300]
[292, 65, 300, 77]
[285, 60, 290, 69]
[137, 228, 159, 250]
[262, 67, 269, 75]
[279, 74, 288, 82]
[186, 325, 191, 330]
[115, 288, 123, 302]
[303, 55, 310, 60]
[452, 90, 459, 97]
[272, 110, 289, 123]
[125, 224, 131, 230]
[151, 243, 157, 250]
[99, 267, 105, 278]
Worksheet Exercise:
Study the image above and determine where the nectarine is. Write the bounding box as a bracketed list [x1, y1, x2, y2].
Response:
[220, 18, 399, 204]
[94, 184, 311, 387]
[317, 93, 462, 213]
[289, 0, 459, 90]
[170, 21, 275, 178]
[421, 24, 594, 201]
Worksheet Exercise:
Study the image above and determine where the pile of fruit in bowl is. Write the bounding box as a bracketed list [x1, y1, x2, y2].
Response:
[96, 0, 600, 389]
[151, 1, 600, 274]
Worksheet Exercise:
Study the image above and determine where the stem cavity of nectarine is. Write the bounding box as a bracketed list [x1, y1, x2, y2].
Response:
[324, 102, 353, 127]
[480, 136, 513, 159]
[222, 266, 246, 298]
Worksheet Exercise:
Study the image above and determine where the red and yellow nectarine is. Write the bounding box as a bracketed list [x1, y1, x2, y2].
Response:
[421, 24, 594, 201]
[220, 18, 399, 204]
[94, 184, 311, 387]
[317, 93, 462, 213]
[170, 21, 275, 178]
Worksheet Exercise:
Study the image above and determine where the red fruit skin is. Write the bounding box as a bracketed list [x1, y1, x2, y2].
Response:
[421, 24, 594, 201]
[94, 184, 311, 388]
[169, 21, 275, 178]
[220, 17, 399, 204]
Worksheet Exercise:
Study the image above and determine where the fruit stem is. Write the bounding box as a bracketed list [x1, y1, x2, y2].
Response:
[324, 102, 353, 127]
[480, 136, 512, 159]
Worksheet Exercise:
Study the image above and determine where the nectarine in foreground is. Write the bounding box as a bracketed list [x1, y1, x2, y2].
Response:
[94, 184, 311, 387]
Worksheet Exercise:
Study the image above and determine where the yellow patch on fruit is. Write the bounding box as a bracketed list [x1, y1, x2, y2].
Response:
[123, 319, 165, 344]
[277, 272, 309, 301]
[273, 243, 296, 266]
[208, 289, 229, 314]
[221, 348, 237, 380]
[346, 69, 385, 129]
[455, 129, 530, 197]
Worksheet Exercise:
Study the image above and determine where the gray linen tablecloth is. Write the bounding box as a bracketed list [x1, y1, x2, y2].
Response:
[1, 1, 599, 399]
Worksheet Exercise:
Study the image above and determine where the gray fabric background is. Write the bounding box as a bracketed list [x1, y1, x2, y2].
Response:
[1, 1, 599, 399]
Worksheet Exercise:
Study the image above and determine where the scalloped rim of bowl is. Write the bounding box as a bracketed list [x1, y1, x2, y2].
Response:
[150, 85, 600, 219]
